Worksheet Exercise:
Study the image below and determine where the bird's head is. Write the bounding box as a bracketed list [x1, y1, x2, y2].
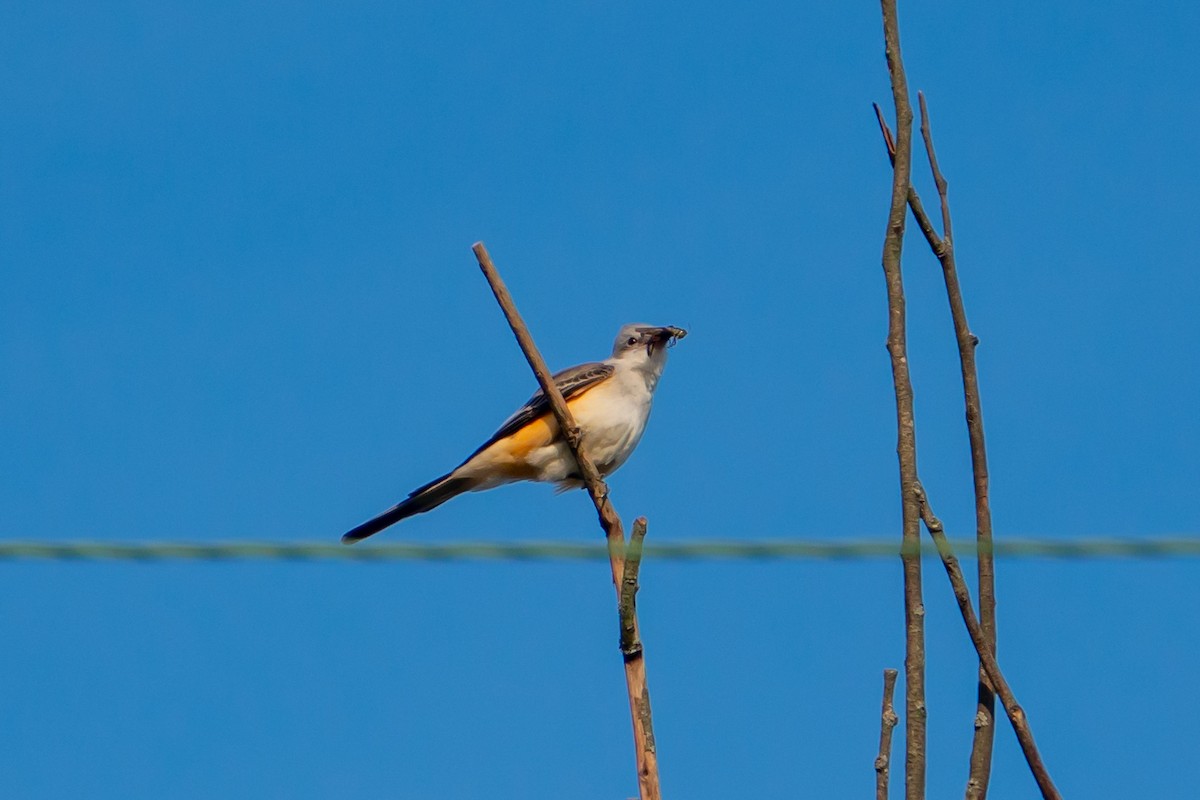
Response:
[610, 324, 687, 370]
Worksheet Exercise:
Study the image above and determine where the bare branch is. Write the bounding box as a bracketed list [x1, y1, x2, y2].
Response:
[878, 3, 927, 798]
[915, 486, 1061, 800]
[917, 92, 953, 243]
[620, 518, 648, 660]
[875, 668, 900, 800]
[914, 91, 999, 798]
[875, 69, 1002, 800]
[472, 242, 661, 800]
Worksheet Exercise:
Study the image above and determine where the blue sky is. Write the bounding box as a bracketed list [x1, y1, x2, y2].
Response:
[2, 1, 1198, 797]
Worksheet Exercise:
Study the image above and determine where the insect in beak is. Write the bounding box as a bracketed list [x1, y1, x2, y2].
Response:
[641, 326, 688, 355]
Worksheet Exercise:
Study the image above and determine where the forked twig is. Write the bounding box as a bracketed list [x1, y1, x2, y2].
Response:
[472, 242, 661, 800]
[872, 102, 944, 254]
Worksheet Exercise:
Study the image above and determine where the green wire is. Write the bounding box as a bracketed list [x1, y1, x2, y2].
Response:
[1, 537, 1197, 562]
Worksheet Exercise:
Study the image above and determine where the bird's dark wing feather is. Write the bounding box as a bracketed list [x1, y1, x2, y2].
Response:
[465, 362, 614, 458]
[342, 361, 614, 544]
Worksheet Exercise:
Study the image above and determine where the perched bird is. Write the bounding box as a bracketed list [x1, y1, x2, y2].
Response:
[342, 323, 687, 543]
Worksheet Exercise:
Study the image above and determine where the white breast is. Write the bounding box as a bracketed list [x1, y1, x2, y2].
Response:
[523, 363, 657, 485]
[572, 369, 654, 474]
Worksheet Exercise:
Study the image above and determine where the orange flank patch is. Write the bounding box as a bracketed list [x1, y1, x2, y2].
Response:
[468, 387, 604, 480]
[472, 414, 558, 479]
[503, 415, 559, 458]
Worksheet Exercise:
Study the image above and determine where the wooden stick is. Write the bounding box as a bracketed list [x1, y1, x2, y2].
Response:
[875, 669, 900, 800]
[878, 3, 927, 797]
[472, 242, 661, 800]
[915, 486, 1061, 800]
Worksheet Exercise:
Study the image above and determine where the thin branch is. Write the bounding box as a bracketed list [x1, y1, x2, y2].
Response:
[472, 242, 661, 800]
[917, 93, 953, 243]
[878, 3, 926, 798]
[620, 518, 648, 660]
[878, 89, 1002, 796]
[875, 668, 900, 800]
[915, 485, 1061, 800]
[914, 90, 999, 800]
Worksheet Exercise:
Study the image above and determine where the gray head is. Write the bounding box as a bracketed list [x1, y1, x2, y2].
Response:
[610, 323, 688, 360]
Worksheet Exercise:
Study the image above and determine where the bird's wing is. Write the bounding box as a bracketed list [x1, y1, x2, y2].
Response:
[465, 361, 615, 459]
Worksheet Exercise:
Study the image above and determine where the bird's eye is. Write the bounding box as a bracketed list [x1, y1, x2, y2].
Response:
[626, 337, 637, 346]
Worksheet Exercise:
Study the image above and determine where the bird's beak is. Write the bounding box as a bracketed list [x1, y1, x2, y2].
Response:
[640, 326, 688, 354]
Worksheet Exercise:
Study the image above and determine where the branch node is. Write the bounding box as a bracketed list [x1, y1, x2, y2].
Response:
[565, 423, 583, 446]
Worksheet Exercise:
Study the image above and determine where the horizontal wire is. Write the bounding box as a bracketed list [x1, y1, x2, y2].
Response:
[0, 537, 1198, 562]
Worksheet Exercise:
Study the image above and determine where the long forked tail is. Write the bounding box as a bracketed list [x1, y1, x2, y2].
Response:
[341, 473, 476, 544]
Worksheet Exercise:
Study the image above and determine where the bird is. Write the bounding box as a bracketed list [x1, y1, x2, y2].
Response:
[341, 323, 687, 543]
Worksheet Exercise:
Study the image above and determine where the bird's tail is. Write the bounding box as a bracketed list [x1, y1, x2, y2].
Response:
[341, 472, 476, 544]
